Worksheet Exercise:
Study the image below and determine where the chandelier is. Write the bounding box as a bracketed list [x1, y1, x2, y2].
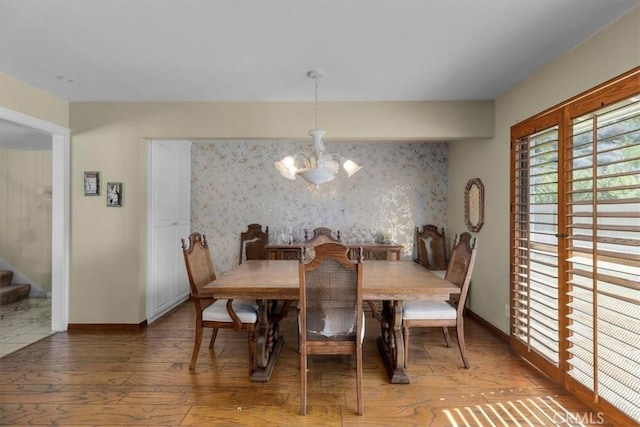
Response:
[274, 70, 362, 188]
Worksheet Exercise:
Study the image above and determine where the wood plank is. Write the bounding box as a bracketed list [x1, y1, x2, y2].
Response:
[0, 403, 188, 425]
[0, 301, 616, 425]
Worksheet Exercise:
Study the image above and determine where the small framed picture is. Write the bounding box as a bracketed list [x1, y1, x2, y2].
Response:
[84, 171, 100, 196]
[106, 182, 123, 207]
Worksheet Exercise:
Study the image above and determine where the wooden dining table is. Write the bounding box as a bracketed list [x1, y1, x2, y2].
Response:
[204, 259, 459, 384]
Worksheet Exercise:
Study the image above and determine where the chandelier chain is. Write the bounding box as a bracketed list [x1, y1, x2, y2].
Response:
[314, 75, 319, 130]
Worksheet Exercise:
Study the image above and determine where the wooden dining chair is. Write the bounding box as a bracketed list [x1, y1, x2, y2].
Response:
[182, 232, 258, 374]
[302, 227, 341, 262]
[403, 232, 478, 368]
[416, 224, 447, 277]
[238, 223, 269, 264]
[299, 242, 364, 415]
[305, 227, 340, 245]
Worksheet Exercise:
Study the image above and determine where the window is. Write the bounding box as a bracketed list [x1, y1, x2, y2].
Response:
[510, 68, 639, 425]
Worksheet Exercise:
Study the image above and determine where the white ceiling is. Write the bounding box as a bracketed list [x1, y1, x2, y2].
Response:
[1, 0, 638, 103]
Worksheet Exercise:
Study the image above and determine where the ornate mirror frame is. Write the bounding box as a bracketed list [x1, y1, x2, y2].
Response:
[464, 178, 484, 232]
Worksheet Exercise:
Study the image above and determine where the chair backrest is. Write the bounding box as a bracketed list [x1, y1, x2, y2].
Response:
[182, 232, 216, 297]
[239, 223, 269, 264]
[305, 227, 339, 247]
[444, 232, 478, 315]
[299, 242, 363, 342]
[416, 225, 447, 270]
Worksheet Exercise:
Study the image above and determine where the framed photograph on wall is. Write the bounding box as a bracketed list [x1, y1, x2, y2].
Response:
[106, 182, 123, 207]
[83, 171, 100, 196]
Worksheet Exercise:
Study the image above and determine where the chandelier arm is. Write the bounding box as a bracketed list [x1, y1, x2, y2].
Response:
[314, 146, 324, 164]
[292, 151, 313, 168]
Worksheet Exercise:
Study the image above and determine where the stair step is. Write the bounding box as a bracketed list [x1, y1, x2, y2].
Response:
[0, 270, 14, 287]
[0, 283, 31, 305]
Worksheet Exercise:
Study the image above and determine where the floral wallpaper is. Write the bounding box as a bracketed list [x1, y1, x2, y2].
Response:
[191, 140, 448, 274]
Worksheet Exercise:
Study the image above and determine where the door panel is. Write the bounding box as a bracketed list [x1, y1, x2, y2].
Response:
[511, 70, 640, 424]
[511, 121, 561, 378]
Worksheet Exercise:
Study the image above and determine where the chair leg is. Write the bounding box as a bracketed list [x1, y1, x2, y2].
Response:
[442, 326, 451, 348]
[248, 328, 255, 376]
[356, 344, 364, 415]
[209, 328, 218, 349]
[296, 308, 301, 354]
[300, 350, 307, 415]
[190, 321, 203, 371]
[456, 318, 470, 369]
[402, 326, 410, 367]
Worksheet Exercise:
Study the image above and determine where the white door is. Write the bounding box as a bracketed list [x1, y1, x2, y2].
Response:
[171, 143, 191, 302]
[148, 140, 191, 323]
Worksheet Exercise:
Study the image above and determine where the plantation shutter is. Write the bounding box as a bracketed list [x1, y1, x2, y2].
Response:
[510, 69, 639, 424]
[512, 126, 558, 365]
[566, 96, 640, 423]
[511, 114, 562, 381]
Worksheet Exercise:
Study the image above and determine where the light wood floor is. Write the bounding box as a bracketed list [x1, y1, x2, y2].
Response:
[0, 301, 612, 426]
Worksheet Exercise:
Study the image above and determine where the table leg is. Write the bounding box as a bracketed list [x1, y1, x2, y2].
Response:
[250, 299, 288, 382]
[376, 300, 410, 384]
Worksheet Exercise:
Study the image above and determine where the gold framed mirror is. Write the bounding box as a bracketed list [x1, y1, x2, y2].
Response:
[464, 178, 484, 232]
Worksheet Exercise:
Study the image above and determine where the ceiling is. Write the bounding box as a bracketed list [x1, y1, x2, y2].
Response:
[1, 0, 638, 104]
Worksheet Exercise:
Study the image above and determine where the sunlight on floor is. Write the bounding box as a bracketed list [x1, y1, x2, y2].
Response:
[442, 394, 605, 426]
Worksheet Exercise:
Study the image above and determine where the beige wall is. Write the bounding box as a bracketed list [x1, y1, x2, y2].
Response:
[0, 148, 52, 293]
[448, 7, 640, 332]
[0, 73, 69, 128]
[70, 100, 493, 324]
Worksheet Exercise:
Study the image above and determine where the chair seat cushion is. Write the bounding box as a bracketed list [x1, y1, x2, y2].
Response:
[403, 300, 456, 320]
[202, 299, 258, 323]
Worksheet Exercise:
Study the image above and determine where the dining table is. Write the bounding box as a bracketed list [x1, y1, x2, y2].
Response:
[204, 259, 459, 384]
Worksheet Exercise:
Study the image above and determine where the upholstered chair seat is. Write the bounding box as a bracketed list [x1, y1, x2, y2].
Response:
[403, 300, 457, 320]
[202, 299, 259, 323]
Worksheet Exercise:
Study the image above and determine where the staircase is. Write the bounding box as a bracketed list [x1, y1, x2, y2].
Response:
[0, 270, 31, 305]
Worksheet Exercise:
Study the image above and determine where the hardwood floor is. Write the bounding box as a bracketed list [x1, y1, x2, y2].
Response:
[0, 301, 613, 426]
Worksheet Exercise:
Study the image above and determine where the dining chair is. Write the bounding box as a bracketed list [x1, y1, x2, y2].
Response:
[403, 232, 478, 368]
[182, 232, 258, 374]
[305, 227, 340, 245]
[299, 242, 364, 415]
[239, 223, 269, 264]
[416, 224, 447, 277]
[302, 227, 341, 262]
